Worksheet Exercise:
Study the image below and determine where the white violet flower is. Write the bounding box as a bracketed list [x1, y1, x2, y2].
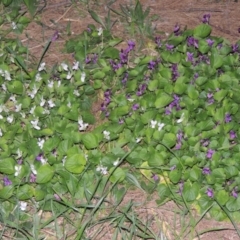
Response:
[40, 96, 46, 107]
[176, 113, 185, 123]
[28, 85, 38, 99]
[47, 80, 54, 88]
[103, 130, 110, 140]
[15, 165, 22, 176]
[66, 72, 72, 80]
[0, 129, 2, 137]
[2, 83, 7, 91]
[16, 149, 23, 159]
[113, 159, 119, 166]
[158, 122, 165, 131]
[38, 62, 46, 72]
[62, 156, 67, 166]
[37, 138, 45, 149]
[35, 73, 42, 82]
[19, 201, 27, 211]
[73, 90, 80, 96]
[72, 61, 79, 70]
[67, 101, 71, 108]
[150, 120, 157, 129]
[31, 118, 41, 130]
[7, 115, 14, 123]
[48, 99, 55, 108]
[9, 95, 16, 102]
[4, 70, 11, 81]
[61, 63, 68, 71]
[15, 104, 22, 112]
[96, 165, 108, 175]
[78, 117, 88, 131]
[11, 22, 17, 30]
[81, 72, 86, 82]
[29, 106, 36, 115]
[136, 137, 142, 143]
[97, 27, 103, 36]
[30, 164, 37, 175]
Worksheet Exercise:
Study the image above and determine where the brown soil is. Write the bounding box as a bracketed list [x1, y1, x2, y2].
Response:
[10, 0, 240, 239]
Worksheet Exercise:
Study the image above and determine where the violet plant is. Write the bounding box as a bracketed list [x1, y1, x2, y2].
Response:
[1, 0, 240, 239]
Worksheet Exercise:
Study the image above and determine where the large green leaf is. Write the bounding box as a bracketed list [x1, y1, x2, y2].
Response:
[155, 93, 173, 108]
[162, 133, 176, 148]
[0, 158, 15, 174]
[193, 24, 212, 38]
[36, 165, 54, 183]
[81, 133, 99, 149]
[65, 154, 86, 174]
[17, 184, 34, 200]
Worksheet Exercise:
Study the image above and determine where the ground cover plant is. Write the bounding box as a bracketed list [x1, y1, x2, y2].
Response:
[1, 0, 240, 239]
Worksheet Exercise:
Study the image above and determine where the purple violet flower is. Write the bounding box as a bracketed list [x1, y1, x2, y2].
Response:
[175, 142, 182, 150]
[170, 165, 176, 171]
[119, 49, 128, 64]
[119, 118, 124, 124]
[217, 43, 223, 49]
[127, 40, 135, 52]
[155, 36, 162, 48]
[121, 72, 129, 85]
[206, 188, 214, 198]
[202, 14, 210, 24]
[206, 149, 215, 159]
[165, 107, 171, 115]
[225, 113, 232, 123]
[174, 24, 180, 36]
[132, 103, 139, 111]
[30, 173, 36, 183]
[136, 84, 147, 96]
[36, 153, 43, 161]
[3, 176, 12, 186]
[232, 43, 239, 53]
[148, 60, 156, 70]
[187, 36, 198, 48]
[175, 131, 183, 150]
[171, 64, 179, 81]
[92, 53, 98, 64]
[151, 173, 159, 182]
[232, 188, 238, 198]
[166, 43, 174, 51]
[51, 31, 59, 42]
[202, 167, 211, 175]
[54, 194, 61, 201]
[178, 180, 184, 195]
[109, 59, 122, 71]
[85, 56, 91, 64]
[229, 130, 236, 139]
[201, 139, 210, 147]
[207, 92, 214, 105]
[206, 39, 214, 47]
[186, 52, 194, 62]
[17, 159, 23, 165]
